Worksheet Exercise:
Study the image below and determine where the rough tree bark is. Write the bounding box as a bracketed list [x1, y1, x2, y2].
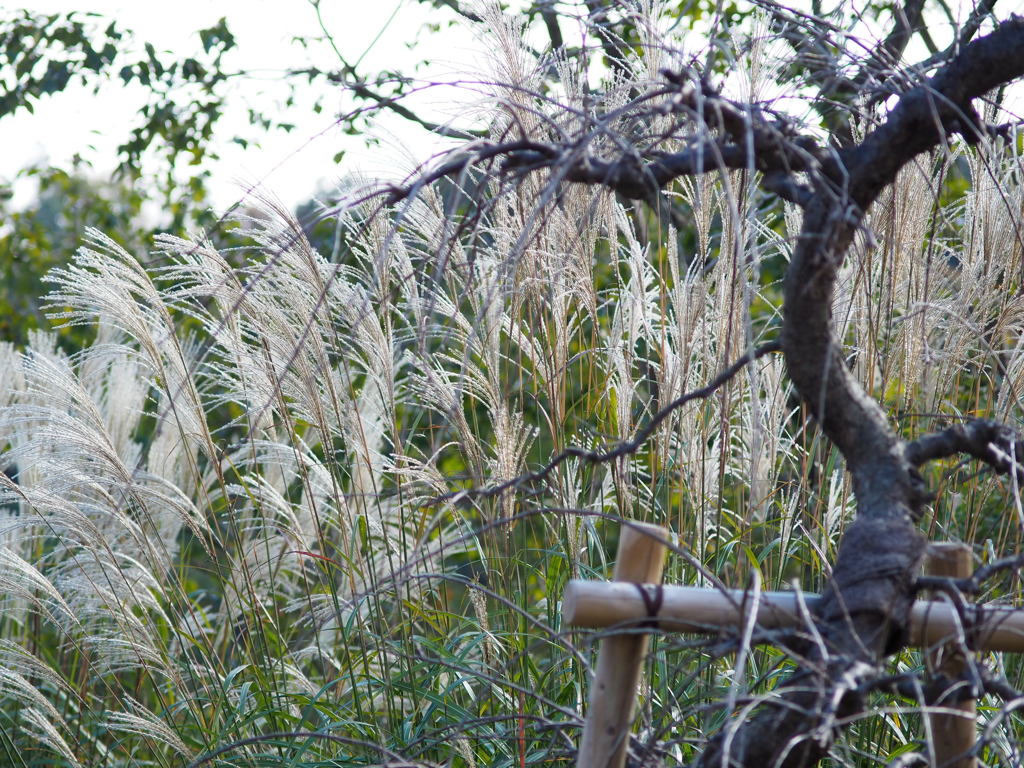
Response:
[384, 11, 1024, 767]
[698, 17, 1024, 767]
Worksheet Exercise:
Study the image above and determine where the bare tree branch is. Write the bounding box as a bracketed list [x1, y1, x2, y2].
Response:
[912, 0, 1000, 73]
[906, 419, 1024, 479]
[694, 17, 1024, 767]
[537, 0, 564, 51]
[844, 16, 1024, 204]
[291, 66, 485, 141]
[981, 668, 1024, 701]
[417, 0, 483, 24]
[440, 340, 781, 506]
[853, 0, 927, 88]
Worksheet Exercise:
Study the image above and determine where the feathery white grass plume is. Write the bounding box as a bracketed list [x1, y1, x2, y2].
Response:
[20, 706, 83, 768]
[0, 341, 23, 411]
[0, 546, 76, 626]
[728, 10, 788, 106]
[0, 639, 75, 698]
[740, 355, 796, 523]
[477, 1, 542, 138]
[823, 469, 855, 547]
[104, 696, 196, 760]
[46, 229, 212, 455]
[4, 7, 1019, 763]
[0, 664, 66, 727]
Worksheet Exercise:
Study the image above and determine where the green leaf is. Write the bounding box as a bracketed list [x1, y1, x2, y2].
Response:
[199, 17, 235, 54]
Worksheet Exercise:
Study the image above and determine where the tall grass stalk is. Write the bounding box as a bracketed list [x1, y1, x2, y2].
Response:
[1, 6, 1024, 766]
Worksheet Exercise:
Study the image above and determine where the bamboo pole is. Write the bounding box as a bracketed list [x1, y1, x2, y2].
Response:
[562, 580, 1024, 652]
[575, 521, 668, 768]
[925, 543, 976, 768]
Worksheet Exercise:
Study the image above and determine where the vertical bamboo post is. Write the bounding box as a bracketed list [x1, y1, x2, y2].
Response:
[576, 521, 668, 768]
[926, 543, 976, 768]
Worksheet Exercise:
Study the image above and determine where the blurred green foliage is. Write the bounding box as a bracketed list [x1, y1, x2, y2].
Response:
[0, 165, 148, 347]
[0, 11, 237, 186]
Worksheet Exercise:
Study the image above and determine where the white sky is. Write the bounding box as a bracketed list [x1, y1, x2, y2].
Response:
[0, 0, 482, 211]
[0, 1, 1019, 216]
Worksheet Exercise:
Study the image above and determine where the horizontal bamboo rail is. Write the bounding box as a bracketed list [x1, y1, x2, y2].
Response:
[563, 579, 1024, 652]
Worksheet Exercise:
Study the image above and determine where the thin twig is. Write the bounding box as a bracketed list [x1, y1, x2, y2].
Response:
[438, 339, 781, 506]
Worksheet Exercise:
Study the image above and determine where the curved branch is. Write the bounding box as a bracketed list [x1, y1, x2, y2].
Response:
[845, 15, 1024, 206]
[697, 17, 1024, 768]
[912, 0, 1000, 73]
[785, 16, 1024, 512]
[439, 340, 781, 506]
[906, 419, 1024, 478]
